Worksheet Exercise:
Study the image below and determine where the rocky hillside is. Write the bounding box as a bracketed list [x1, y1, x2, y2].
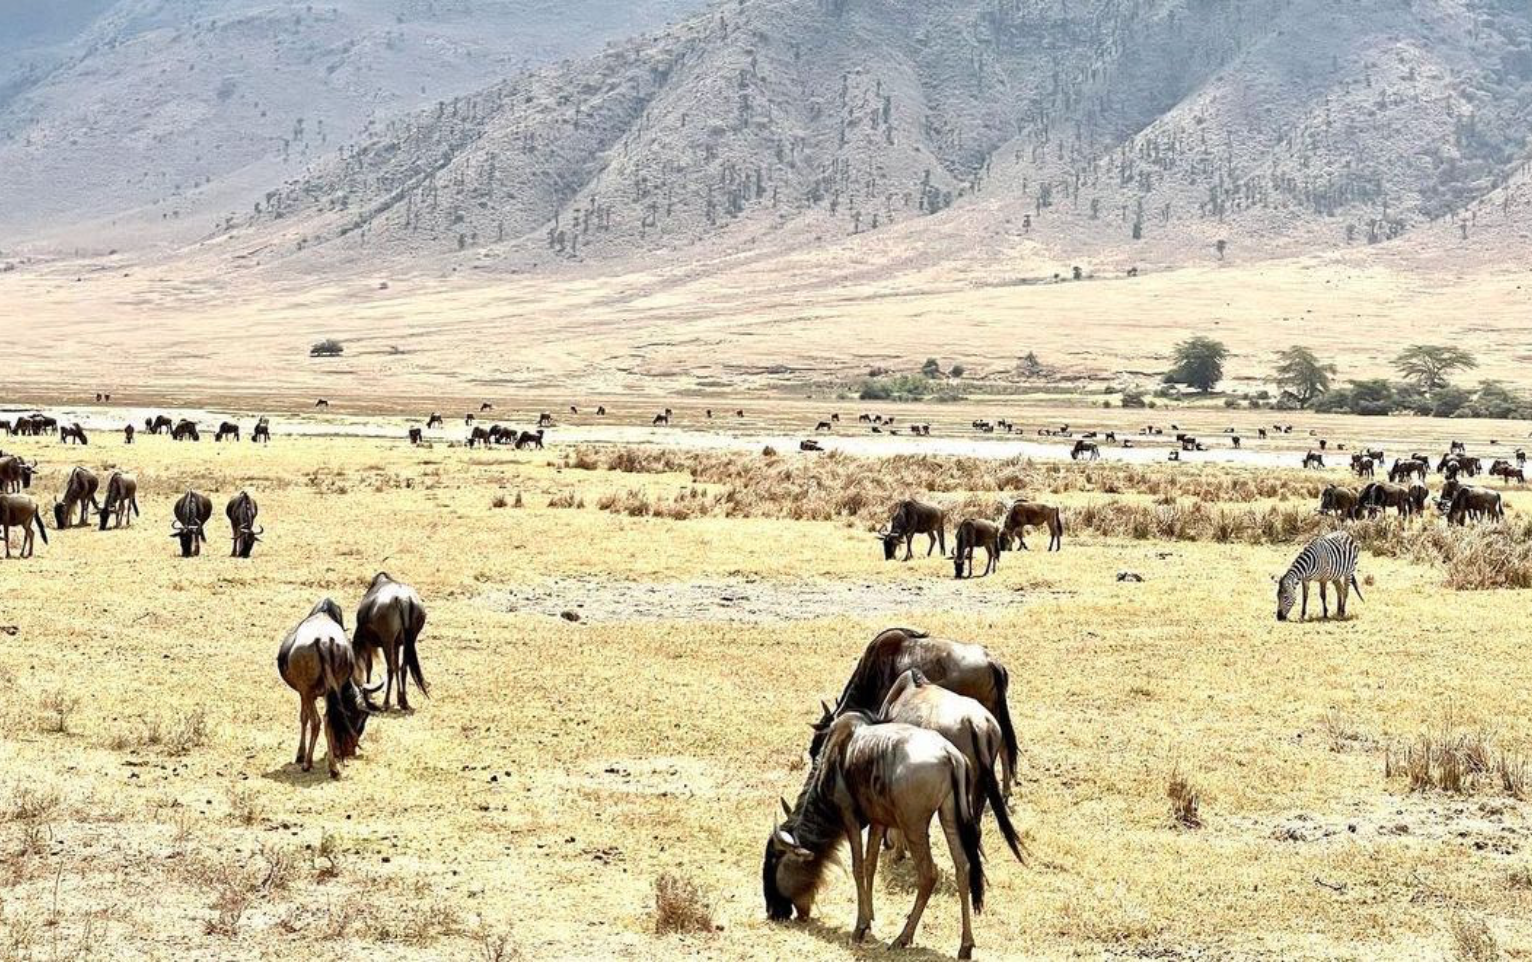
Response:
[220, 0, 1532, 272]
[0, 0, 704, 249]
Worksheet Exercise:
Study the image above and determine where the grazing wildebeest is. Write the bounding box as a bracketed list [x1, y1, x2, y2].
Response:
[539, 412, 555, 428]
[171, 489, 214, 557]
[253, 417, 271, 443]
[652, 413, 670, 426]
[123, 424, 135, 444]
[1447, 486, 1504, 526]
[53, 466, 100, 529]
[952, 519, 1003, 579]
[1490, 460, 1526, 484]
[1318, 485, 1358, 519]
[408, 427, 423, 445]
[595, 406, 607, 416]
[214, 421, 240, 442]
[97, 472, 140, 529]
[467, 426, 491, 447]
[1276, 530, 1363, 622]
[1070, 440, 1099, 461]
[816, 421, 832, 432]
[277, 599, 369, 778]
[1408, 482, 1431, 515]
[516, 430, 544, 449]
[879, 500, 947, 561]
[1350, 454, 1374, 478]
[1000, 499, 1063, 552]
[226, 490, 261, 557]
[145, 414, 172, 435]
[0, 495, 49, 558]
[877, 669, 1018, 805]
[1358, 481, 1413, 518]
[799, 439, 823, 452]
[315, 399, 329, 409]
[172, 419, 200, 441]
[1302, 451, 1325, 469]
[352, 572, 429, 712]
[427, 412, 444, 428]
[480, 402, 493, 412]
[59, 423, 88, 445]
[0, 455, 36, 493]
[1390, 458, 1427, 483]
[765, 712, 996, 959]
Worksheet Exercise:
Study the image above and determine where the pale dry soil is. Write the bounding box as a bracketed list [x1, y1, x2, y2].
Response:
[0, 427, 1528, 960]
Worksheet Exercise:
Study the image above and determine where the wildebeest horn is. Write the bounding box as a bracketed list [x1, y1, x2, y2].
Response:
[362, 680, 385, 694]
[780, 796, 792, 818]
[819, 699, 831, 716]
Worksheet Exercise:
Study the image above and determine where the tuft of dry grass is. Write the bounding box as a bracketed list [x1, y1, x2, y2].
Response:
[1450, 913, 1502, 962]
[1385, 719, 1526, 798]
[653, 872, 715, 935]
[106, 708, 208, 756]
[38, 688, 80, 735]
[226, 788, 265, 827]
[1166, 766, 1203, 830]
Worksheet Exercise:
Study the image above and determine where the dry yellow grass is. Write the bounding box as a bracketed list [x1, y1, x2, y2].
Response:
[0, 420, 1530, 959]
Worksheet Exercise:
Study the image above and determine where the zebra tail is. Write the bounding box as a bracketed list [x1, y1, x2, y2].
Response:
[1350, 574, 1364, 602]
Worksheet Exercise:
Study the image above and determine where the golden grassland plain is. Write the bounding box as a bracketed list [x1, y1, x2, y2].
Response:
[0, 421, 1531, 960]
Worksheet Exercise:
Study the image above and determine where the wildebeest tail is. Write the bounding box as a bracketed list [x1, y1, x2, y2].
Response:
[970, 721, 1023, 862]
[403, 600, 429, 697]
[990, 662, 1019, 783]
[1050, 507, 1064, 546]
[130, 495, 140, 519]
[321, 656, 367, 758]
[34, 510, 48, 544]
[950, 760, 986, 914]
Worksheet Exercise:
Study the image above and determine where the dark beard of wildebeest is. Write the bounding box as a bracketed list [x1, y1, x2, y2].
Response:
[0, 494, 49, 558]
[0, 456, 36, 494]
[226, 490, 261, 557]
[999, 499, 1064, 551]
[1448, 485, 1504, 526]
[96, 472, 140, 530]
[352, 571, 429, 712]
[808, 628, 1018, 788]
[879, 500, 947, 561]
[54, 466, 101, 529]
[214, 421, 240, 442]
[765, 711, 990, 959]
[276, 598, 368, 778]
[953, 518, 1003, 579]
[171, 490, 214, 557]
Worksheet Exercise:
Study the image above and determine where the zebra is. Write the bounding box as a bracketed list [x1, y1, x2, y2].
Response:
[1276, 530, 1363, 622]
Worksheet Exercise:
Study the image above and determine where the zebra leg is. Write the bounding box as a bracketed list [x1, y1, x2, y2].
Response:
[1319, 581, 1329, 619]
[1337, 579, 1348, 618]
[1300, 581, 1309, 620]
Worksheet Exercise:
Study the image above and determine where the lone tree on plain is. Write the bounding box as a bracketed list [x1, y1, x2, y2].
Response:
[1274, 346, 1336, 408]
[1393, 345, 1476, 393]
[310, 338, 345, 357]
[1164, 336, 1229, 393]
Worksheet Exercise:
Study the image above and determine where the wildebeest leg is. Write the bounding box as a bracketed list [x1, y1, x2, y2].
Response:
[384, 641, 401, 711]
[890, 820, 936, 951]
[296, 701, 310, 766]
[861, 823, 882, 927]
[938, 802, 976, 960]
[847, 822, 872, 941]
[926, 532, 938, 557]
[903, 533, 914, 562]
[323, 711, 342, 778]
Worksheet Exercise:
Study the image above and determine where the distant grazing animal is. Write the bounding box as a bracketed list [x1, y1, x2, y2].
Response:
[1490, 460, 1525, 484]
[480, 402, 493, 412]
[171, 490, 214, 557]
[1350, 454, 1374, 478]
[123, 424, 135, 444]
[277, 598, 368, 778]
[252, 417, 271, 443]
[0, 456, 37, 493]
[539, 413, 555, 428]
[799, 439, 823, 452]
[226, 490, 261, 557]
[0, 495, 48, 558]
[1302, 451, 1325, 469]
[516, 430, 544, 449]
[467, 426, 491, 447]
[1231, 436, 1241, 449]
[1390, 458, 1427, 483]
[172, 419, 199, 441]
[97, 472, 140, 529]
[1070, 440, 1099, 461]
[1447, 486, 1504, 526]
[952, 519, 1003, 579]
[879, 500, 948, 561]
[652, 413, 670, 426]
[570, 406, 579, 415]
[766, 711, 995, 959]
[352, 572, 429, 712]
[464, 413, 475, 424]
[427, 413, 443, 429]
[0, 420, 10, 436]
[214, 421, 240, 442]
[595, 406, 607, 416]
[1276, 530, 1363, 622]
[1408, 483, 1431, 515]
[1257, 428, 1268, 440]
[1318, 485, 1358, 519]
[816, 421, 832, 432]
[145, 415, 173, 435]
[1000, 499, 1063, 552]
[735, 409, 744, 417]
[53, 466, 100, 529]
[408, 427, 423, 445]
[315, 399, 329, 409]
[59, 423, 88, 445]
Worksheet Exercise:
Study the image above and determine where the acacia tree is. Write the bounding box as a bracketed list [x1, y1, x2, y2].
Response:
[1393, 345, 1476, 393]
[1274, 346, 1336, 407]
[1164, 336, 1229, 393]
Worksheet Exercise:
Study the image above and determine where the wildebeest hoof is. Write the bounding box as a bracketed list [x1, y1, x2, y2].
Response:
[301, 761, 311, 771]
[958, 942, 974, 960]
[890, 934, 913, 949]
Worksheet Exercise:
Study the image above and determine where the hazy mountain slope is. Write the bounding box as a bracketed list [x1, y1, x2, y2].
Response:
[0, 0, 704, 248]
[221, 0, 1532, 273]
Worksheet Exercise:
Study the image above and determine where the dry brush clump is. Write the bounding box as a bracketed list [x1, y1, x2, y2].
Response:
[653, 872, 715, 935]
[1450, 913, 1502, 962]
[1166, 765, 1203, 829]
[1385, 719, 1527, 798]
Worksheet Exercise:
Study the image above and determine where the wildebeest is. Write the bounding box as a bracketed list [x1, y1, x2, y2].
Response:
[595, 406, 607, 416]
[171, 489, 214, 557]
[315, 399, 330, 409]
[1408, 483, 1431, 515]
[1000, 499, 1063, 551]
[539, 412, 555, 428]
[352, 572, 429, 712]
[214, 421, 240, 442]
[1302, 451, 1325, 469]
[879, 500, 947, 561]
[427, 413, 444, 429]
[765, 711, 996, 959]
[1490, 460, 1525, 484]
[226, 490, 261, 557]
[799, 439, 823, 452]
[53, 466, 100, 529]
[97, 472, 140, 529]
[1389, 458, 1427, 483]
[276, 599, 368, 778]
[0, 455, 36, 493]
[1447, 486, 1504, 526]
[145, 415, 172, 435]
[877, 669, 1018, 805]
[59, 423, 88, 445]
[1276, 530, 1363, 622]
[952, 519, 1003, 579]
[123, 424, 135, 444]
[652, 412, 670, 426]
[480, 402, 494, 412]
[172, 419, 199, 441]
[1070, 440, 1099, 461]
[0, 495, 49, 558]
[467, 426, 491, 447]
[1318, 485, 1358, 519]
[1358, 481, 1413, 518]
[815, 421, 832, 432]
[1350, 454, 1374, 478]
[516, 430, 544, 449]
[408, 427, 423, 445]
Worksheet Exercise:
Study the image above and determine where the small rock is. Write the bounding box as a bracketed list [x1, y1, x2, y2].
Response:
[560, 610, 581, 623]
[1117, 571, 1145, 582]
